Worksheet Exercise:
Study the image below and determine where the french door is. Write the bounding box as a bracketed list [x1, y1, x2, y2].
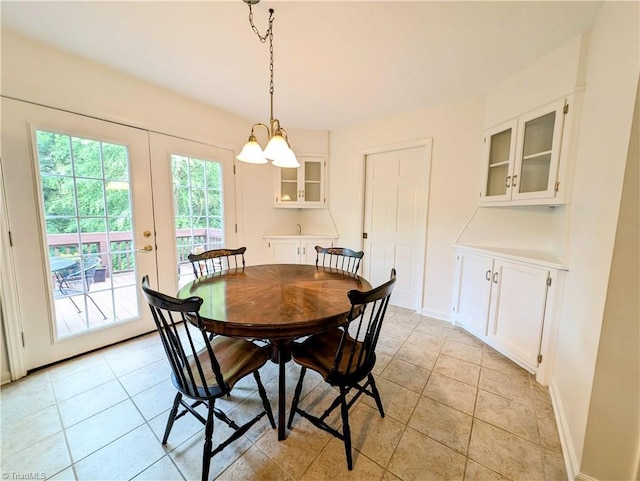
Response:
[1, 98, 236, 373]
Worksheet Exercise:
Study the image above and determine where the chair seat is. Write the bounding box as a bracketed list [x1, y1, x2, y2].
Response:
[180, 336, 270, 396]
[292, 328, 374, 384]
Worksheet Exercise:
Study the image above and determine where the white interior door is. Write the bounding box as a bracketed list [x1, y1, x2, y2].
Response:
[363, 141, 431, 310]
[2, 98, 160, 370]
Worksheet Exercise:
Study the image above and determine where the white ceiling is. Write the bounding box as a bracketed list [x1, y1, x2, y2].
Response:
[1, 1, 603, 130]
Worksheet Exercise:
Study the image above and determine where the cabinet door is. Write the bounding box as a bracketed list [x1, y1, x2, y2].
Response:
[481, 120, 517, 202]
[511, 99, 565, 201]
[301, 240, 319, 265]
[301, 157, 325, 206]
[488, 259, 549, 368]
[275, 167, 299, 206]
[274, 156, 326, 208]
[454, 252, 493, 337]
[270, 240, 300, 263]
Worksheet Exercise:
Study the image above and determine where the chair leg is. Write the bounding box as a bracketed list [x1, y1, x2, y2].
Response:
[367, 374, 385, 418]
[202, 401, 215, 481]
[254, 371, 276, 429]
[163, 392, 182, 444]
[339, 386, 353, 470]
[287, 366, 306, 428]
[86, 294, 108, 319]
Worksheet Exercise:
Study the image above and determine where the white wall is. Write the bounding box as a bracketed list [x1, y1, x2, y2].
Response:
[0, 29, 329, 267]
[550, 2, 640, 477]
[581, 76, 639, 481]
[330, 96, 485, 320]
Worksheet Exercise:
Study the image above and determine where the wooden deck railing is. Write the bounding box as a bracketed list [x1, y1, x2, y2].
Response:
[47, 228, 223, 276]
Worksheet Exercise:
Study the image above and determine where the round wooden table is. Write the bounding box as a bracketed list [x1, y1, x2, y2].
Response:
[177, 263, 372, 440]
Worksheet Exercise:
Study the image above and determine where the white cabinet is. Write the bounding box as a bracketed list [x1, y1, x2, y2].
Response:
[266, 237, 335, 264]
[453, 249, 559, 377]
[275, 156, 326, 208]
[453, 252, 494, 338]
[480, 97, 572, 205]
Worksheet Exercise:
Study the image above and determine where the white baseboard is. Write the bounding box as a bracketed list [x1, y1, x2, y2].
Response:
[575, 473, 599, 481]
[549, 378, 580, 481]
[421, 308, 451, 323]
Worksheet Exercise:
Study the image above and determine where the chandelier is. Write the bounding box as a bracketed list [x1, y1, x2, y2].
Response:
[236, 0, 299, 168]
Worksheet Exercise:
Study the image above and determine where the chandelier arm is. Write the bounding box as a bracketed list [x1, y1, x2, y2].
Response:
[251, 122, 272, 139]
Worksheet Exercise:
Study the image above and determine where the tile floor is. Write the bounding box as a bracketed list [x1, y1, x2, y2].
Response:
[1, 306, 567, 481]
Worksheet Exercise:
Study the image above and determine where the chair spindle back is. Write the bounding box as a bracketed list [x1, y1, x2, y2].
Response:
[141, 276, 227, 398]
[315, 246, 364, 275]
[329, 268, 396, 383]
[188, 247, 246, 278]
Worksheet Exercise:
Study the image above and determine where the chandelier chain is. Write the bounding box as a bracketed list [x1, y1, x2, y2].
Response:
[248, 3, 273, 43]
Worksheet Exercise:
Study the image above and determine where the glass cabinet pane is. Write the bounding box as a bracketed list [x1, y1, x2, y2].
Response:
[304, 161, 321, 182]
[280, 182, 297, 202]
[522, 112, 555, 157]
[486, 164, 508, 197]
[519, 153, 551, 193]
[489, 129, 512, 165]
[280, 167, 297, 202]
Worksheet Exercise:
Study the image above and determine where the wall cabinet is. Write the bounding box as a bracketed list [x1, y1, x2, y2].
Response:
[275, 156, 326, 208]
[480, 97, 571, 205]
[453, 249, 560, 379]
[266, 237, 335, 264]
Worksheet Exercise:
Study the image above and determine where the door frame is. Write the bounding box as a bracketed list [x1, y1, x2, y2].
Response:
[361, 138, 432, 312]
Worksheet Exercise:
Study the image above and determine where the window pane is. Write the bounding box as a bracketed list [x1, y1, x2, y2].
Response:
[72, 137, 103, 179]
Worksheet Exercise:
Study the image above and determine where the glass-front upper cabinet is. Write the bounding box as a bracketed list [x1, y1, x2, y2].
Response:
[480, 98, 567, 205]
[275, 156, 326, 208]
[482, 120, 517, 202]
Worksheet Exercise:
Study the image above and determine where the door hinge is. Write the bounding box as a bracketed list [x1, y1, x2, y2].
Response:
[554, 181, 560, 192]
[563, 104, 569, 114]
[233, 164, 236, 175]
[483, 136, 486, 143]
[537, 354, 543, 364]
[8, 231, 13, 247]
[363, 232, 368, 239]
[235, 224, 238, 234]
[547, 276, 552, 287]
[21, 332, 25, 347]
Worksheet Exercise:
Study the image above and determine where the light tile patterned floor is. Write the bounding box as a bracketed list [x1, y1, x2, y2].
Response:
[0, 306, 567, 480]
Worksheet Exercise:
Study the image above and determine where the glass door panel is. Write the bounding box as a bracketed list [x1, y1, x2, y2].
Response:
[171, 155, 225, 288]
[304, 160, 322, 202]
[279, 167, 297, 203]
[36, 130, 139, 339]
[482, 121, 516, 202]
[2, 97, 158, 370]
[148, 132, 237, 295]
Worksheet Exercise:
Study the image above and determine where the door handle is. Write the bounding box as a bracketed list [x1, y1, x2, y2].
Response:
[512, 174, 518, 187]
[485, 269, 491, 281]
[137, 245, 153, 253]
[505, 176, 511, 188]
[493, 272, 499, 284]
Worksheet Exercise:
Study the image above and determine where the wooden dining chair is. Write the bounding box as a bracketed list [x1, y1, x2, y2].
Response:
[188, 247, 246, 278]
[287, 268, 397, 470]
[141, 275, 275, 481]
[315, 246, 364, 275]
